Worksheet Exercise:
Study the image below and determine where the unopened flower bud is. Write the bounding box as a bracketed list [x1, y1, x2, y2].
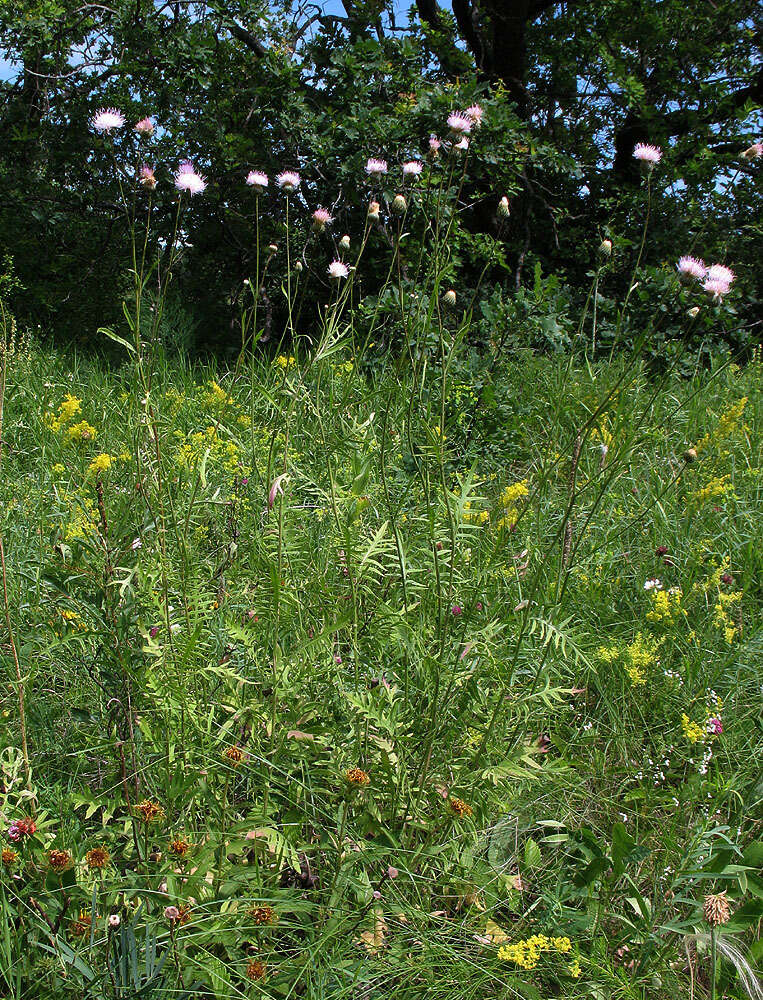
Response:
[687, 306, 700, 318]
[599, 239, 612, 257]
[443, 289, 457, 308]
[268, 244, 278, 255]
[683, 448, 698, 464]
[295, 261, 303, 272]
[368, 200, 380, 221]
[108, 914, 121, 929]
[391, 193, 407, 215]
[498, 196, 510, 219]
[339, 234, 351, 251]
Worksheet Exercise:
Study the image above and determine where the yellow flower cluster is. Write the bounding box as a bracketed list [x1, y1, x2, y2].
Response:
[275, 354, 296, 369]
[203, 380, 234, 409]
[695, 397, 747, 455]
[690, 475, 731, 507]
[497, 478, 529, 529]
[88, 453, 113, 475]
[67, 420, 97, 443]
[598, 633, 659, 686]
[63, 496, 98, 542]
[713, 590, 742, 644]
[463, 499, 490, 524]
[681, 714, 706, 743]
[45, 395, 82, 431]
[176, 425, 241, 474]
[646, 588, 683, 625]
[498, 934, 572, 970]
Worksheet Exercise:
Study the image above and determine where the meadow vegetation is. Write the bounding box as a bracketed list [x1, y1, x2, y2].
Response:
[0, 88, 761, 1000]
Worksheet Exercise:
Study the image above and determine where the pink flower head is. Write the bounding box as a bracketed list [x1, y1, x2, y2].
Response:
[276, 170, 300, 192]
[135, 117, 154, 137]
[402, 160, 423, 178]
[451, 604, 462, 616]
[246, 170, 268, 192]
[676, 256, 706, 280]
[702, 278, 731, 299]
[707, 717, 723, 735]
[175, 161, 207, 195]
[139, 165, 157, 191]
[164, 906, 180, 922]
[312, 207, 333, 231]
[633, 143, 662, 165]
[7, 822, 21, 841]
[387, 866, 399, 879]
[447, 112, 472, 136]
[365, 158, 388, 178]
[741, 142, 763, 160]
[706, 264, 735, 286]
[453, 137, 470, 152]
[328, 260, 349, 280]
[268, 473, 288, 509]
[91, 107, 126, 133]
[465, 104, 484, 126]
[428, 136, 441, 156]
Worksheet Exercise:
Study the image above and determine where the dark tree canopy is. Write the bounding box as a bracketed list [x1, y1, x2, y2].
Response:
[0, 0, 760, 353]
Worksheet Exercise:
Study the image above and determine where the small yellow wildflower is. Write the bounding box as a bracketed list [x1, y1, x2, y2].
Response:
[88, 453, 113, 475]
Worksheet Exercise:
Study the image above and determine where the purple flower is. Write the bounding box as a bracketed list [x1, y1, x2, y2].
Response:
[451, 605, 462, 616]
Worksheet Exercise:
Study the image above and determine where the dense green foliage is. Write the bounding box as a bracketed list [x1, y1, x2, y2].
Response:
[0, 0, 760, 353]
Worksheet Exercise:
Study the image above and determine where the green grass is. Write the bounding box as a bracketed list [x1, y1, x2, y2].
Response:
[0, 338, 760, 1000]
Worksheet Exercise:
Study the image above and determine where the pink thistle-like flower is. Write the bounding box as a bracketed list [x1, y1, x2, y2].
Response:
[706, 264, 735, 286]
[676, 256, 706, 281]
[164, 906, 180, 922]
[707, 717, 723, 735]
[465, 104, 484, 126]
[402, 160, 423, 177]
[312, 207, 333, 231]
[268, 473, 288, 510]
[91, 107, 126, 133]
[740, 142, 763, 160]
[447, 112, 472, 135]
[139, 165, 157, 191]
[453, 137, 469, 152]
[246, 170, 269, 192]
[276, 170, 300, 192]
[174, 161, 206, 195]
[633, 143, 662, 165]
[451, 605, 462, 616]
[328, 260, 349, 280]
[702, 278, 731, 299]
[135, 117, 154, 137]
[365, 158, 388, 178]
[428, 136, 441, 157]
[7, 823, 21, 842]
